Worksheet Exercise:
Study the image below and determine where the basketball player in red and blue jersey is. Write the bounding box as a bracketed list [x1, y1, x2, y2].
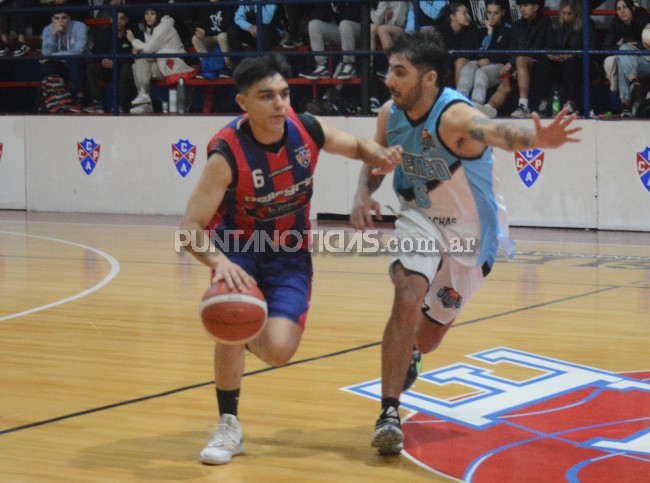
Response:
[180, 53, 402, 466]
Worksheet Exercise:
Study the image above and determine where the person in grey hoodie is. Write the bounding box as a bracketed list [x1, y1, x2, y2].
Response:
[126, 8, 195, 113]
[40, 9, 89, 101]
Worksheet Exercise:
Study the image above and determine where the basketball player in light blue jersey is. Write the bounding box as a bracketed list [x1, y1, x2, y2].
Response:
[351, 29, 581, 456]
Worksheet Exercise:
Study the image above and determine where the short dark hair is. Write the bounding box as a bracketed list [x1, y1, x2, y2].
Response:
[384, 30, 450, 88]
[232, 54, 292, 93]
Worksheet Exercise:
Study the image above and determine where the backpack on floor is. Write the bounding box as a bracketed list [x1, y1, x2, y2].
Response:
[40, 75, 80, 113]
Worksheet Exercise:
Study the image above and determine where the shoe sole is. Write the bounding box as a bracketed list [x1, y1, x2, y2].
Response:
[371, 425, 403, 455]
[199, 443, 243, 465]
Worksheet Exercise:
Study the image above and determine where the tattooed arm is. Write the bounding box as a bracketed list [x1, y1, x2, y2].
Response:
[440, 102, 582, 157]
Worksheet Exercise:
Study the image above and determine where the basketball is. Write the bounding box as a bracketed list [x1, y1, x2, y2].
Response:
[199, 280, 267, 345]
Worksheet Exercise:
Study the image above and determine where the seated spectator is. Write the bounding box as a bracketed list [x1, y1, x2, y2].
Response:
[226, 0, 282, 64]
[0, 0, 31, 56]
[617, 22, 650, 117]
[456, 0, 512, 117]
[438, 2, 481, 86]
[280, 2, 309, 48]
[370, 1, 409, 76]
[298, 2, 361, 80]
[535, 0, 594, 117]
[602, 0, 650, 112]
[192, 0, 235, 78]
[462, 0, 521, 28]
[40, 9, 89, 105]
[83, 9, 135, 113]
[126, 8, 195, 114]
[405, 0, 446, 32]
[507, 0, 551, 118]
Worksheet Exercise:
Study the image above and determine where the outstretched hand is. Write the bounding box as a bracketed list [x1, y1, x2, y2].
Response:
[532, 107, 582, 149]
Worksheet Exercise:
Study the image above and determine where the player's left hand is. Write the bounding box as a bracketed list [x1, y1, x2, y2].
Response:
[533, 107, 582, 149]
[370, 145, 402, 175]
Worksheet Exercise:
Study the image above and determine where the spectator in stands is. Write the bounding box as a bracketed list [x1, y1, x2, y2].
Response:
[192, 0, 235, 79]
[461, 0, 521, 28]
[506, 0, 551, 118]
[602, 0, 650, 115]
[370, 1, 409, 77]
[298, 2, 361, 80]
[280, 2, 309, 48]
[438, 2, 481, 86]
[617, 21, 650, 117]
[456, 0, 512, 117]
[83, 9, 135, 113]
[405, 0, 446, 32]
[40, 9, 89, 104]
[126, 8, 195, 113]
[0, 0, 32, 56]
[226, 0, 282, 64]
[535, 0, 594, 117]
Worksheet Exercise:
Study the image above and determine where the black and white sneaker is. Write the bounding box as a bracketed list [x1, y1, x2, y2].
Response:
[13, 42, 30, 57]
[299, 65, 330, 80]
[371, 406, 403, 455]
[335, 62, 357, 80]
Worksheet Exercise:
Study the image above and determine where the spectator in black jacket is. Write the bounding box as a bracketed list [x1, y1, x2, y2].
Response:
[602, 0, 650, 108]
[457, 0, 512, 117]
[192, 0, 235, 78]
[506, 0, 551, 118]
[536, 0, 595, 117]
[83, 9, 136, 113]
[439, 2, 481, 86]
[298, 2, 362, 80]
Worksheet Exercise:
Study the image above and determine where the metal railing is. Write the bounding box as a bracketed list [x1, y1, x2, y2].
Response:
[0, 1, 646, 118]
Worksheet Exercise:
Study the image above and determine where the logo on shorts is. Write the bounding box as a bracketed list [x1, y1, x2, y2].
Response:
[78, 138, 100, 175]
[437, 286, 462, 309]
[637, 146, 650, 193]
[0, 143, 3, 162]
[172, 139, 196, 178]
[341, 347, 650, 482]
[515, 149, 544, 188]
[294, 145, 311, 168]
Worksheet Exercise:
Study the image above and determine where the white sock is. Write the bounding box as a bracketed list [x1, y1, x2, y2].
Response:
[519, 98, 529, 108]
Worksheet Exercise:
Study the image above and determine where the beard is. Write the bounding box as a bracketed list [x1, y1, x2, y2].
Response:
[391, 79, 425, 112]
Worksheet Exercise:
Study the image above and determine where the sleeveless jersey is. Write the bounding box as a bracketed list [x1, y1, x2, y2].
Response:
[205, 108, 323, 251]
[388, 87, 513, 269]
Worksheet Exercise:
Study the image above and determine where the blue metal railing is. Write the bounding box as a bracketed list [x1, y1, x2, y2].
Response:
[0, 1, 647, 117]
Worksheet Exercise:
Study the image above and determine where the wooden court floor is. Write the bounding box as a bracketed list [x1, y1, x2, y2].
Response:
[0, 211, 648, 482]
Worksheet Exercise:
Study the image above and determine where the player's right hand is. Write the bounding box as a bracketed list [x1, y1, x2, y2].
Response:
[351, 195, 382, 230]
[211, 254, 255, 291]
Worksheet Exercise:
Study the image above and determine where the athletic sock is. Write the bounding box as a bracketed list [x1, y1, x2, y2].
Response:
[216, 388, 240, 417]
[380, 397, 400, 417]
[519, 98, 529, 108]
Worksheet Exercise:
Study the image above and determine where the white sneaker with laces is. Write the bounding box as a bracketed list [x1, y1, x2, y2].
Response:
[130, 102, 153, 114]
[131, 92, 151, 106]
[476, 103, 497, 118]
[199, 414, 243, 465]
[511, 104, 531, 119]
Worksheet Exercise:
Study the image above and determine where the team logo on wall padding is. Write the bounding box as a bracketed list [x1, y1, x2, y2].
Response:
[78, 138, 100, 175]
[342, 347, 650, 482]
[172, 139, 196, 178]
[515, 149, 544, 188]
[637, 147, 650, 193]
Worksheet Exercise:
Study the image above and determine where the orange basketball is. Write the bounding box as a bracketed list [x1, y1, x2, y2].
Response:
[200, 280, 267, 345]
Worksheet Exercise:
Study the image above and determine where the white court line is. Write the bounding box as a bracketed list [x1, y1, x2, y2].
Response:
[0, 231, 121, 322]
